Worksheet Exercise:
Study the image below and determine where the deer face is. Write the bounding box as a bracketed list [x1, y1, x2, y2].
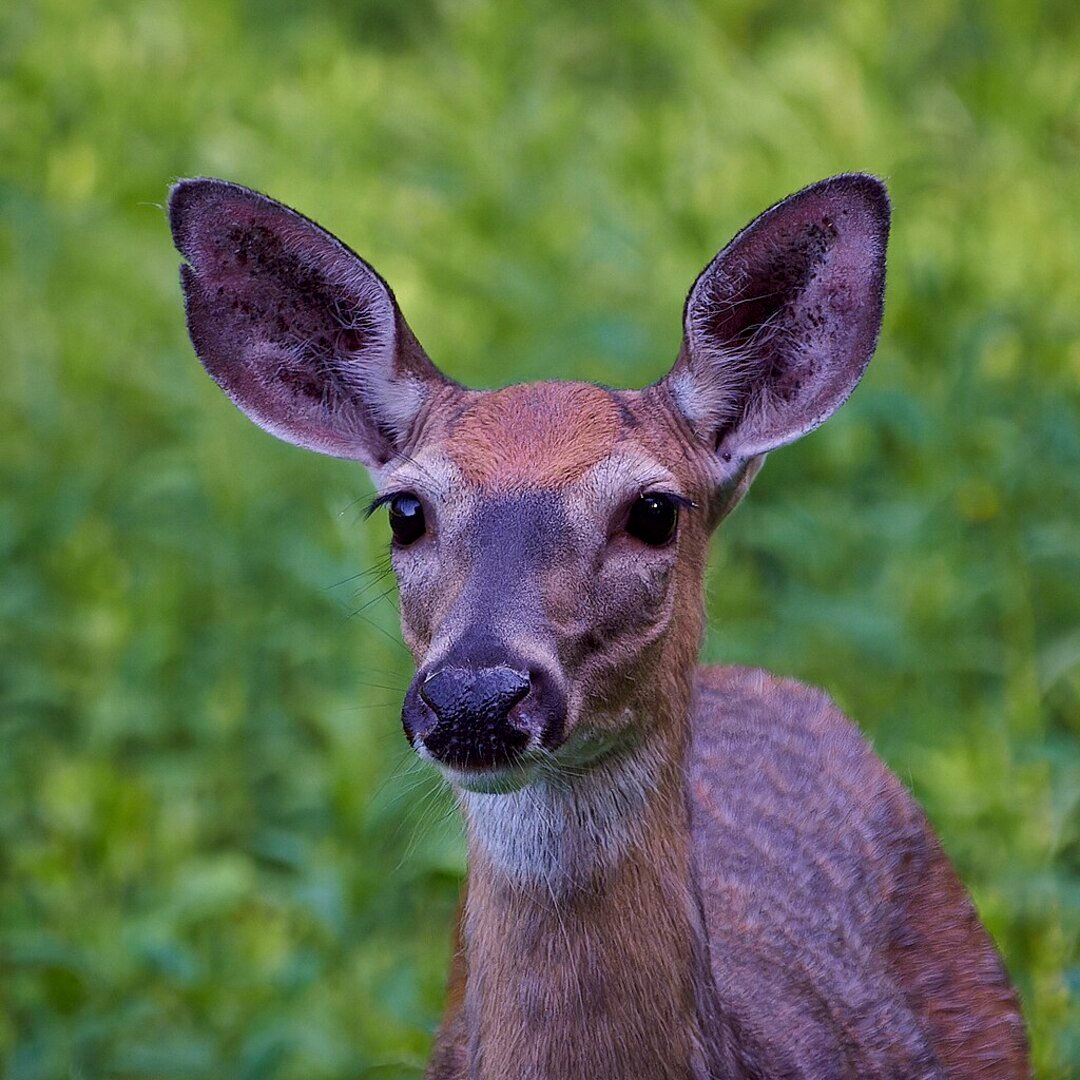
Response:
[375, 379, 718, 789]
[170, 175, 888, 790]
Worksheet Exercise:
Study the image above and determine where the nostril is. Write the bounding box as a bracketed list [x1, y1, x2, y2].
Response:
[497, 670, 531, 707]
[524, 666, 565, 749]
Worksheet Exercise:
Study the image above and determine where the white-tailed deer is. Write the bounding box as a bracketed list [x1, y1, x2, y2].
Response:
[170, 174, 1029, 1078]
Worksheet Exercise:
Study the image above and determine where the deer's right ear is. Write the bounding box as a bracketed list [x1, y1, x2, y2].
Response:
[169, 178, 455, 468]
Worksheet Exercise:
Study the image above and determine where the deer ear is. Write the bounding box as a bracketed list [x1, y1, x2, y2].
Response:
[169, 178, 455, 468]
[664, 174, 890, 485]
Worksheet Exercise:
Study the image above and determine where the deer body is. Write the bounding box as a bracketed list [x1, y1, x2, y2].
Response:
[429, 665, 1026, 1079]
[170, 174, 1029, 1077]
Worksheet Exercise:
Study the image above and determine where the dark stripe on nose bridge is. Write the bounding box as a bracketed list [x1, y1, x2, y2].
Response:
[457, 492, 567, 631]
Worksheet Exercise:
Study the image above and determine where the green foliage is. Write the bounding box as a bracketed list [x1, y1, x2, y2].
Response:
[1, 0, 1078, 1075]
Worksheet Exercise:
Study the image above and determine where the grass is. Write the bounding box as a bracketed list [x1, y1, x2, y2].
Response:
[1, 0, 1078, 1075]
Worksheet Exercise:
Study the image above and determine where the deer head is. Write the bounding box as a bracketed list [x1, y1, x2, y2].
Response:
[169, 175, 889, 794]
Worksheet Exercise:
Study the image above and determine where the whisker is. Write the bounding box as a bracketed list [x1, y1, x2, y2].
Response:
[322, 554, 393, 593]
[347, 607, 412, 656]
[346, 585, 399, 621]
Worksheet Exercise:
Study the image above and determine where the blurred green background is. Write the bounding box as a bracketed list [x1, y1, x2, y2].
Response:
[2, 0, 1078, 1075]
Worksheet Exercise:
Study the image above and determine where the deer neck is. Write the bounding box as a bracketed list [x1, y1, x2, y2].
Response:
[456, 689, 725, 1080]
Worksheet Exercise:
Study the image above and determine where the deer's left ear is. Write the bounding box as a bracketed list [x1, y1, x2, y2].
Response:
[663, 174, 890, 487]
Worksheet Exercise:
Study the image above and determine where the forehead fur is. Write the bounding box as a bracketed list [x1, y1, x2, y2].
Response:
[446, 382, 623, 490]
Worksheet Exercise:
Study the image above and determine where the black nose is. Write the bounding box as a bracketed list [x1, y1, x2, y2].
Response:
[420, 665, 530, 727]
[416, 665, 532, 769]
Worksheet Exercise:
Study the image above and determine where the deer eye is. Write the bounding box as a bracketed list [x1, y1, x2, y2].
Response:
[388, 493, 426, 545]
[625, 493, 679, 547]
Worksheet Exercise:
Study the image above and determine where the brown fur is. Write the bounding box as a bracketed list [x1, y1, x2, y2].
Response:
[446, 382, 622, 489]
[460, 802, 711, 1079]
[429, 666, 1029, 1079]
[884, 786, 1029, 1073]
[689, 667, 1028, 1078]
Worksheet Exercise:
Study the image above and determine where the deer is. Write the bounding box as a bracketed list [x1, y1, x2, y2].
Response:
[168, 173, 1029, 1079]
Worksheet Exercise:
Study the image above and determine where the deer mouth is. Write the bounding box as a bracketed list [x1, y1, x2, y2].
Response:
[430, 754, 545, 794]
[412, 714, 639, 795]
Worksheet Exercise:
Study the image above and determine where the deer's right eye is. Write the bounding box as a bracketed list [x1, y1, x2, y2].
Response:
[388, 494, 426, 545]
[625, 492, 679, 547]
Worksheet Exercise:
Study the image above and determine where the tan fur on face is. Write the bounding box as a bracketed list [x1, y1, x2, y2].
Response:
[446, 382, 621, 490]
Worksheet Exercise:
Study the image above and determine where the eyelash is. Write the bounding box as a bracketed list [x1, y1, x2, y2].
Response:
[645, 491, 695, 510]
[363, 492, 399, 519]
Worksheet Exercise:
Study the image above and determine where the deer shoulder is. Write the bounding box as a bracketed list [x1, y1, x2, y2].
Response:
[690, 665, 1028, 1078]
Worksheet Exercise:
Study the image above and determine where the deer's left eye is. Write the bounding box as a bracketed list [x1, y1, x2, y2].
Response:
[388, 493, 426, 545]
[625, 493, 679, 547]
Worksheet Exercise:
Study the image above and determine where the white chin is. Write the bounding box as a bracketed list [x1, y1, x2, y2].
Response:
[444, 762, 539, 794]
